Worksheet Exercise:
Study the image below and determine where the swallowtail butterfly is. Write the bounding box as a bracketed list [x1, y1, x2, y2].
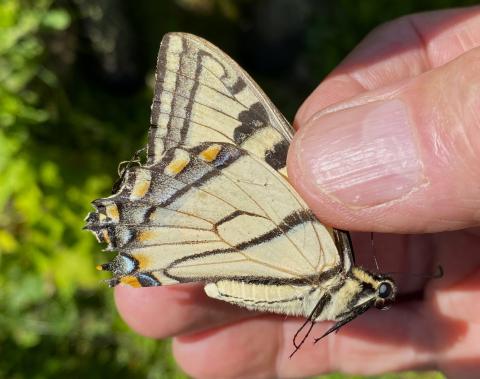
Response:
[85, 33, 396, 351]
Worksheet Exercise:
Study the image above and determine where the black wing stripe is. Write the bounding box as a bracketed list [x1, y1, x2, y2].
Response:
[214, 210, 267, 230]
[235, 210, 314, 251]
[164, 264, 341, 286]
[165, 210, 317, 276]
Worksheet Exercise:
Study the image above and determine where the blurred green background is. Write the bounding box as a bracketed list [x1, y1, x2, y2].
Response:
[1, 0, 474, 378]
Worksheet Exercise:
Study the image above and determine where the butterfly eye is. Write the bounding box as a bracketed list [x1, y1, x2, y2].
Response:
[378, 282, 392, 299]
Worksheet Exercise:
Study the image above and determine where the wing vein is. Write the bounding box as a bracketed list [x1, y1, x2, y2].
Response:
[220, 168, 317, 272]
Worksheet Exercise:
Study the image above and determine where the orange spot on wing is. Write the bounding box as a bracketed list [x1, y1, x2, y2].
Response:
[137, 230, 155, 242]
[106, 203, 120, 222]
[132, 180, 150, 198]
[134, 253, 151, 269]
[120, 276, 142, 288]
[165, 158, 189, 175]
[199, 144, 221, 162]
[101, 229, 111, 244]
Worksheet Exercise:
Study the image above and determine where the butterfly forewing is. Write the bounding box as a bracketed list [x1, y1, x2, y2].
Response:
[148, 33, 292, 174]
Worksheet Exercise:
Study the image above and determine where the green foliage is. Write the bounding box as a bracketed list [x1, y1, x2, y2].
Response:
[0, 1, 184, 377]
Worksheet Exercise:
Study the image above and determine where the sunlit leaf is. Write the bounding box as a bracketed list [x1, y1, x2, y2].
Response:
[41, 8, 70, 30]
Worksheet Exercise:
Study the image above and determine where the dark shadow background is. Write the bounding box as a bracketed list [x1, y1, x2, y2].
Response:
[1, 0, 475, 378]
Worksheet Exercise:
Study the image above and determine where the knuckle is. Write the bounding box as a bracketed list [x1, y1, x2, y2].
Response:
[449, 48, 480, 164]
[423, 47, 480, 174]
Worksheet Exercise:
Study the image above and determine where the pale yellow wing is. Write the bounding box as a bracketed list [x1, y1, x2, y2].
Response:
[148, 32, 292, 175]
[86, 143, 343, 288]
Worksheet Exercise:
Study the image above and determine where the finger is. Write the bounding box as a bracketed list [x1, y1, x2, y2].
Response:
[296, 6, 480, 123]
[173, 305, 438, 379]
[424, 239, 480, 379]
[428, 231, 480, 324]
[439, 323, 480, 379]
[114, 283, 254, 338]
[288, 46, 480, 233]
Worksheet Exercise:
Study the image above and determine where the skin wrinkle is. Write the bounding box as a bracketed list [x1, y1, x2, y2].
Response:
[453, 23, 475, 52]
[346, 21, 421, 90]
[465, 96, 480, 169]
[294, 104, 430, 212]
[345, 71, 368, 92]
[456, 31, 470, 60]
[407, 15, 432, 68]
[431, 121, 448, 162]
[350, 55, 421, 92]
[450, 64, 476, 165]
[460, 58, 480, 172]
[307, 80, 410, 122]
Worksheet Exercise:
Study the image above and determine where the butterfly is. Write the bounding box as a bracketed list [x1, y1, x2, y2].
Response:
[85, 32, 396, 353]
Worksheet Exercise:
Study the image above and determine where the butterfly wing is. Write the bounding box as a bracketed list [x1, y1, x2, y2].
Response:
[87, 142, 344, 280]
[148, 32, 291, 174]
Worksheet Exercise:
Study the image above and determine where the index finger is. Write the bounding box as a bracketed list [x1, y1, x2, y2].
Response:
[295, 6, 480, 125]
[173, 304, 439, 379]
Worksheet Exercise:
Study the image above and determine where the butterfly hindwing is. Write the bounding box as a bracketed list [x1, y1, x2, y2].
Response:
[87, 142, 342, 290]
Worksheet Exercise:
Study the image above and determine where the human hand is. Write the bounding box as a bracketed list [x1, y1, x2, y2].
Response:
[115, 7, 480, 378]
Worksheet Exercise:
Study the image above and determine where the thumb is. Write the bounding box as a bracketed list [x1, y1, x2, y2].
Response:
[288, 47, 480, 233]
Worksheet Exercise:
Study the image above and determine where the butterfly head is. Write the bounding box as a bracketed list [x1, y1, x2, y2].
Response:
[309, 269, 397, 346]
[349, 267, 397, 311]
[373, 276, 396, 310]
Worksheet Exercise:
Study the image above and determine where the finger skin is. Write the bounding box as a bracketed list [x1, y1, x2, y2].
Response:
[295, 6, 480, 124]
[173, 306, 438, 379]
[115, 283, 254, 338]
[173, 303, 480, 379]
[289, 7, 480, 234]
[289, 43, 480, 233]
[173, 230, 480, 379]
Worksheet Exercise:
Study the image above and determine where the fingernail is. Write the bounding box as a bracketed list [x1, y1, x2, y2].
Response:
[295, 99, 425, 208]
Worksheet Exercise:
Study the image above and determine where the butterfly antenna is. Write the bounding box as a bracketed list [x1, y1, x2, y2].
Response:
[386, 265, 444, 279]
[371, 232, 380, 272]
